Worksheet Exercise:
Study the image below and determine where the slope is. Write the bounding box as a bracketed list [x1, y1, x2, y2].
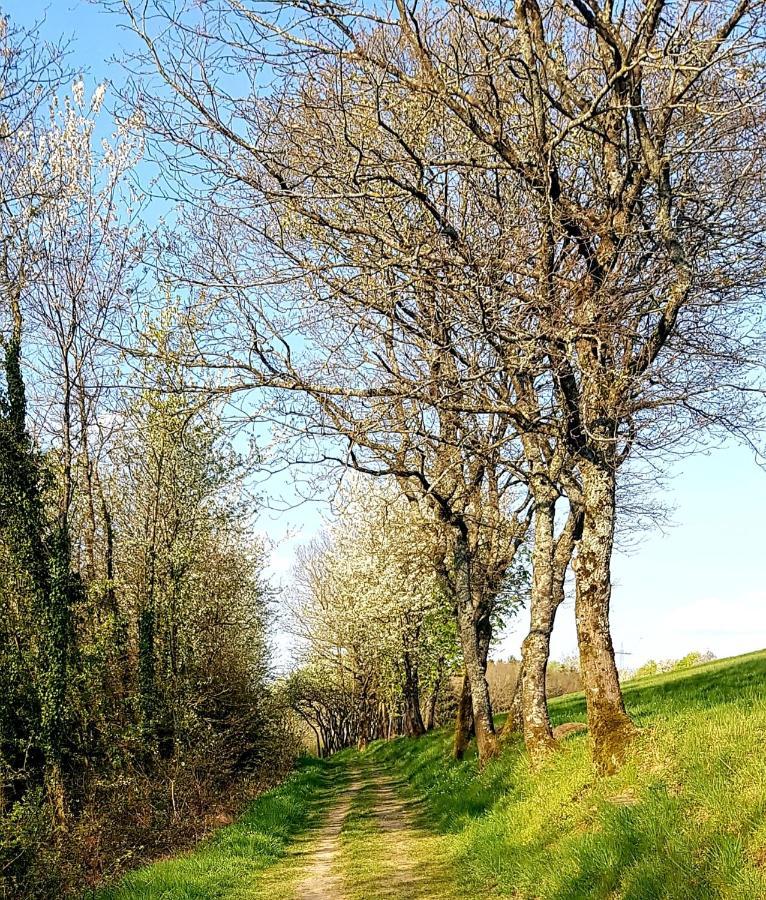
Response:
[94, 648, 766, 899]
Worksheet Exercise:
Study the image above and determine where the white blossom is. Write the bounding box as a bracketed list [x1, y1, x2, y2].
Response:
[72, 78, 85, 107]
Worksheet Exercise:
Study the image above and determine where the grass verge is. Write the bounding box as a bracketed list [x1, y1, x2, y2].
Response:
[90, 649, 766, 899]
[90, 755, 347, 900]
[368, 648, 766, 899]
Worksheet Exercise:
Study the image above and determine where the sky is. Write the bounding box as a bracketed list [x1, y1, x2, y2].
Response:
[263, 445, 766, 670]
[7, 0, 766, 670]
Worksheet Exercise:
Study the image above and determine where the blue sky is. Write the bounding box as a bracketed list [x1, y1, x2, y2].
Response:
[9, 0, 766, 669]
[550, 445, 766, 668]
[263, 445, 766, 669]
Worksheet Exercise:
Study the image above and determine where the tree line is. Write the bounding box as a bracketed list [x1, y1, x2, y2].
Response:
[110, 0, 766, 772]
[0, 18, 294, 897]
[285, 481, 527, 755]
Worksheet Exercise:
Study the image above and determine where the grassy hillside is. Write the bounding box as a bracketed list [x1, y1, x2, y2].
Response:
[370, 648, 766, 899]
[93, 649, 766, 899]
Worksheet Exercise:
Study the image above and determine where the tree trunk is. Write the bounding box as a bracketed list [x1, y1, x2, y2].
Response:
[45, 762, 67, 826]
[456, 593, 498, 763]
[502, 501, 582, 746]
[138, 604, 156, 745]
[453, 673, 473, 760]
[308, 723, 320, 757]
[504, 671, 523, 735]
[574, 460, 634, 773]
[77, 377, 98, 585]
[476, 610, 492, 672]
[402, 653, 426, 737]
[520, 497, 557, 756]
[449, 531, 498, 763]
[425, 670, 442, 731]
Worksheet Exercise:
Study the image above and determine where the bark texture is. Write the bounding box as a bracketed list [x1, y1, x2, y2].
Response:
[574, 461, 634, 773]
[453, 533, 498, 762]
[402, 653, 426, 737]
[503, 501, 581, 749]
[520, 496, 558, 756]
[504, 672, 523, 736]
[456, 600, 497, 761]
[453, 674, 473, 759]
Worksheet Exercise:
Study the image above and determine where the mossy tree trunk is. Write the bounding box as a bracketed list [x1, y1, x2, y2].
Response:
[41, 524, 77, 823]
[504, 672, 524, 737]
[453, 673, 473, 760]
[454, 533, 498, 763]
[574, 460, 634, 773]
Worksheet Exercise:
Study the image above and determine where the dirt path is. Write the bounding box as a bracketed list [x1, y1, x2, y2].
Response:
[361, 765, 459, 899]
[365, 769, 439, 898]
[294, 776, 362, 899]
[286, 761, 459, 900]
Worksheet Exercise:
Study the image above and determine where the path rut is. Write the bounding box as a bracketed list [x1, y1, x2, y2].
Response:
[290, 761, 458, 900]
[293, 775, 362, 899]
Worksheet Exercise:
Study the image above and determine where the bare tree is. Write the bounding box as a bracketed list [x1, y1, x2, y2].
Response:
[112, 0, 766, 771]
[20, 81, 144, 588]
[1, 13, 68, 340]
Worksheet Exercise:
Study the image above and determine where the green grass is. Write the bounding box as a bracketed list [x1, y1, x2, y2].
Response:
[91, 755, 349, 899]
[93, 649, 766, 899]
[367, 648, 766, 899]
[337, 758, 470, 899]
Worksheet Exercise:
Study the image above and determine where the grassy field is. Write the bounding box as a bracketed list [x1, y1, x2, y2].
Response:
[92, 648, 766, 899]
